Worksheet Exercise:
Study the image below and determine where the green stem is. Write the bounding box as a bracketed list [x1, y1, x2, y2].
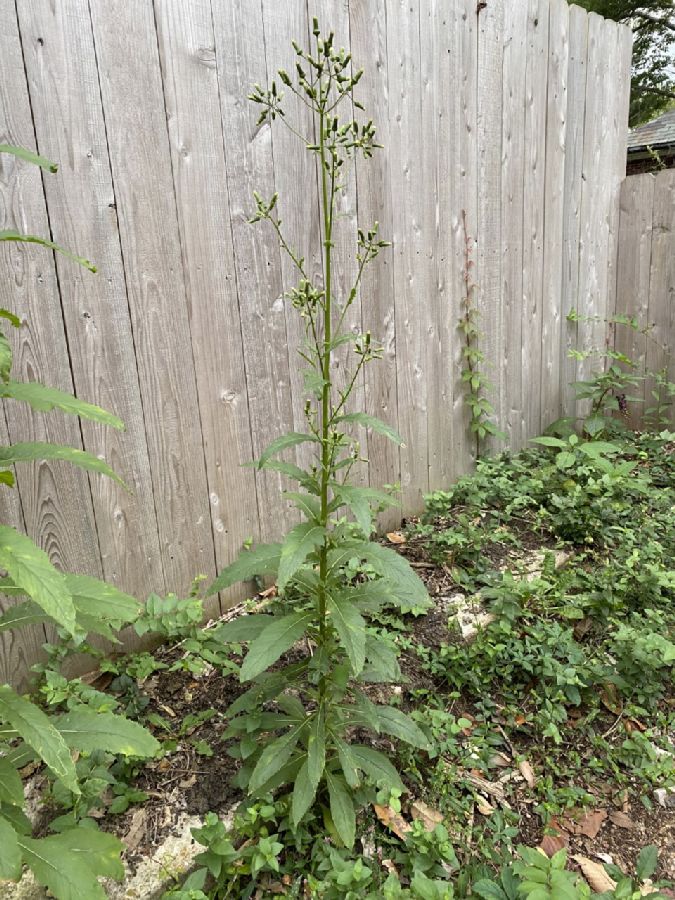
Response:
[318, 94, 334, 707]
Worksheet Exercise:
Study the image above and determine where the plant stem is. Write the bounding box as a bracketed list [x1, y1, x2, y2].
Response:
[317, 92, 333, 706]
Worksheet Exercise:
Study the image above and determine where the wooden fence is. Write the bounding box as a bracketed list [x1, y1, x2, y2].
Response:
[613, 169, 675, 427]
[0, 0, 633, 683]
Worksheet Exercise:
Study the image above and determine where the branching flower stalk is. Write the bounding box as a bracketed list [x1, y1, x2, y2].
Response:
[459, 210, 504, 457]
[206, 22, 431, 846]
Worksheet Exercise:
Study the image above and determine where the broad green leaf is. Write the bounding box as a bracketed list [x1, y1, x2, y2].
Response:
[307, 707, 326, 789]
[255, 432, 319, 469]
[328, 593, 366, 675]
[0, 686, 78, 793]
[18, 833, 110, 899]
[56, 710, 160, 758]
[555, 451, 576, 469]
[328, 541, 430, 610]
[0, 469, 15, 487]
[278, 522, 325, 592]
[330, 484, 397, 536]
[205, 543, 281, 596]
[0, 759, 24, 806]
[291, 759, 317, 825]
[0, 803, 31, 835]
[283, 491, 321, 521]
[334, 735, 360, 788]
[0, 231, 96, 272]
[0, 443, 125, 486]
[37, 827, 124, 880]
[212, 614, 275, 643]
[349, 744, 404, 791]
[251, 459, 318, 492]
[333, 412, 403, 446]
[0, 816, 21, 881]
[0, 382, 122, 427]
[240, 611, 313, 682]
[578, 440, 621, 458]
[376, 705, 431, 749]
[326, 771, 355, 847]
[530, 436, 568, 449]
[249, 724, 304, 793]
[248, 756, 303, 799]
[0, 333, 12, 383]
[473, 879, 509, 900]
[636, 845, 658, 882]
[0, 600, 51, 633]
[361, 635, 401, 683]
[65, 574, 140, 629]
[0, 144, 58, 173]
[0, 527, 76, 634]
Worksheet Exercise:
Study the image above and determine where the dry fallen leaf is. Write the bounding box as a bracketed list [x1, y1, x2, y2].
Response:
[123, 807, 148, 852]
[260, 585, 277, 598]
[573, 855, 617, 894]
[600, 683, 623, 716]
[373, 804, 412, 841]
[489, 751, 511, 768]
[519, 760, 536, 788]
[476, 797, 495, 816]
[386, 531, 407, 544]
[608, 810, 634, 830]
[539, 820, 568, 857]
[514, 714, 527, 726]
[561, 807, 607, 839]
[382, 859, 399, 876]
[410, 800, 444, 831]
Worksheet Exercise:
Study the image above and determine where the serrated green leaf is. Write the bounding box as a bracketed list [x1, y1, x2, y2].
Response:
[0, 803, 31, 836]
[0, 144, 58, 173]
[256, 432, 319, 469]
[0, 382, 121, 427]
[473, 879, 509, 900]
[0, 443, 125, 486]
[0, 600, 51, 633]
[18, 830, 117, 899]
[278, 523, 325, 592]
[333, 412, 403, 446]
[348, 744, 403, 791]
[291, 759, 317, 825]
[240, 611, 312, 682]
[328, 593, 366, 675]
[334, 736, 360, 788]
[307, 707, 325, 789]
[65, 574, 140, 630]
[0, 231, 96, 272]
[328, 541, 430, 610]
[212, 614, 275, 643]
[361, 635, 401, 682]
[206, 543, 281, 596]
[530, 436, 568, 449]
[56, 710, 159, 758]
[0, 469, 15, 487]
[0, 816, 21, 881]
[249, 723, 304, 793]
[249, 458, 318, 492]
[331, 484, 397, 536]
[326, 771, 355, 847]
[0, 309, 21, 329]
[283, 491, 321, 521]
[636, 845, 658, 882]
[376, 705, 430, 749]
[0, 526, 76, 634]
[0, 686, 78, 793]
[0, 759, 24, 807]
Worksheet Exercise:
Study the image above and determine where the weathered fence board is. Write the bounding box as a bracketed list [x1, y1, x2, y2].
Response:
[0, 0, 638, 683]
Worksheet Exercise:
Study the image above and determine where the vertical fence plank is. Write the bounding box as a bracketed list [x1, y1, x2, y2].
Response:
[560, 5, 588, 417]
[0, 4, 103, 577]
[645, 170, 675, 418]
[16, 0, 166, 604]
[152, 0, 259, 604]
[87, 0, 215, 593]
[501, 0, 528, 450]
[212, 0, 298, 543]
[614, 175, 655, 425]
[476, 0, 505, 452]
[540, 0, 568, 430]
[521, 0, 549, 439]
[577, 13, 612, 404]
[348, 0, 401, 524]
[386, 0, 429, 510]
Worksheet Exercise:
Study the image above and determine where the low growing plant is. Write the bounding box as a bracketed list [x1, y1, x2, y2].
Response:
[202, 22, 431, 847]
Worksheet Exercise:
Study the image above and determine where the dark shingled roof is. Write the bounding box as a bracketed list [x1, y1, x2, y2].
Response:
[628, 108, 675, 152]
